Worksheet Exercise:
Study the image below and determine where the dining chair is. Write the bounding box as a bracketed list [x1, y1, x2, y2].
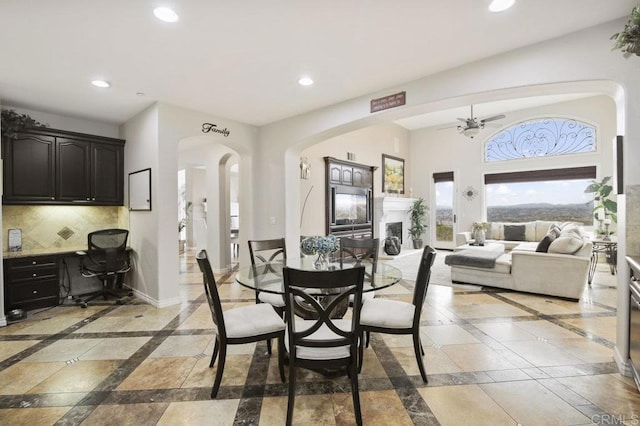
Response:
[358, 245, 436, 382]
[339, 237, 379, 302]
[196, 250, 285, 398]
[282, 266, 365, 426]
[248, 238, 287, 310]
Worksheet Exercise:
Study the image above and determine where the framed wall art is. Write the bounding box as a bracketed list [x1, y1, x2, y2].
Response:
[382, 154, 405, 194]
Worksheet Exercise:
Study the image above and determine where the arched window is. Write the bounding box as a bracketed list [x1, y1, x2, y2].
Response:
[485, 118, 596, 162]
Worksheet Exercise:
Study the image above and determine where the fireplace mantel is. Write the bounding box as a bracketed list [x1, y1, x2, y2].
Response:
[374, 197, 418, 250]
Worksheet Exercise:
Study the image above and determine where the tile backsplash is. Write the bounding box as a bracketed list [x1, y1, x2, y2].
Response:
[2, 205, 129, 252]
[627, 185, 640, 257]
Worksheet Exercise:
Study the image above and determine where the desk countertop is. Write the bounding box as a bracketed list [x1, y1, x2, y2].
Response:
[3, 246, 86, 260]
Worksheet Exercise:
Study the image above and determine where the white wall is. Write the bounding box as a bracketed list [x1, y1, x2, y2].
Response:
[300, 123, 410, 236]
[410, 95, 617, 239]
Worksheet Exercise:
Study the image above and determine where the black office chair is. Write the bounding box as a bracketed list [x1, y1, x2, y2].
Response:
[75, 229, 132, 308]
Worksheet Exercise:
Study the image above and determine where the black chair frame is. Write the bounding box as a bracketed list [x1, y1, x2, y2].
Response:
[359, 245, 436, 383]
[197, 250, 285, 398]
[283, 266, 365, 426]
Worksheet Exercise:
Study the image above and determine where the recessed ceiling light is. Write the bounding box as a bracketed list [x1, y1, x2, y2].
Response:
[488, 0, 515, 12]
[154, 6, 179, 22]
[91, 80, 110, 88]
[298, 77, 314, 86]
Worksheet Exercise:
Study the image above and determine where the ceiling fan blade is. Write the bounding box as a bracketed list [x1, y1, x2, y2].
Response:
[480, 114, 506, 123]
[456, 118, 467, 123]
[437, 124, 459, 130]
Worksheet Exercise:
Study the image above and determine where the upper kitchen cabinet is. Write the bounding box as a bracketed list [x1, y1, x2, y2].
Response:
[2, 128, 125, 206]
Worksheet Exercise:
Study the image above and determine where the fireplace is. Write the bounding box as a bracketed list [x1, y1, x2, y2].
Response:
[385, 222, 403, 244]
[374, 197, 418, 253]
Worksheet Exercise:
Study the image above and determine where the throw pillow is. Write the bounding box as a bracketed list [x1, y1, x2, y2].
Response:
[548, 235, 584, 254]
[536, 233, 556, 252]
[504, 224, 526, 241]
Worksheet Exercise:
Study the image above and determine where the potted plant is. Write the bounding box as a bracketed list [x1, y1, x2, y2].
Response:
[611, 5, 640, 57]
[408, 198, 428, 249]
[1, 109, 47, 139]
[584, 176, 617, 223]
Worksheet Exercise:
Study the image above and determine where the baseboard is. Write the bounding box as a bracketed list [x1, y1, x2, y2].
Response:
[614, 346, 633, 377]
[0, 316, 7, 327]
[130, 288, 181, 308]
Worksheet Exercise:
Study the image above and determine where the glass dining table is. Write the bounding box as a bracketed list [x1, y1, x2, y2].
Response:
[235, 257, 403, 318]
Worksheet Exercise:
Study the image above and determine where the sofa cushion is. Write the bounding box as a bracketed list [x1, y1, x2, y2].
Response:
[504, 224, 526, 241]
[487, 222, 504, 240]
[536, 233, 556, 252]
[548, 235, 584, 254]
[535, 220, 558, 241]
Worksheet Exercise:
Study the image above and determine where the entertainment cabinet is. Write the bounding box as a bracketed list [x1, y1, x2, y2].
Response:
[325, 157, 376, 239]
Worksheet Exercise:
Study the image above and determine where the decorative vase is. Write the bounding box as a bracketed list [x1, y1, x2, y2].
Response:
[313, 253, 329, 270]
[475, 229, 486, 245]
[384, 236, 401, 256]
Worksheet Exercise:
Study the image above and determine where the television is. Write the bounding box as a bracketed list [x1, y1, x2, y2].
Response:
[334, 193, 368, 225]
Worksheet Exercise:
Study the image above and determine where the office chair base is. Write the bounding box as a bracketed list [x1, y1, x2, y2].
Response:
[73, 287, 133, 308]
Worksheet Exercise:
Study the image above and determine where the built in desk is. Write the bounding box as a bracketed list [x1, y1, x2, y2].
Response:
[3, 247, 131, 312]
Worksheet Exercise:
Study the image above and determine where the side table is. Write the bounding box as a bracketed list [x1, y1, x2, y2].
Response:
[589, 238, 617, 284]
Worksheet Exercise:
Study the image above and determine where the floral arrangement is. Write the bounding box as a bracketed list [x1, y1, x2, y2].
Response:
[301, 235, 339, 256]
[472, 222, 488, 232]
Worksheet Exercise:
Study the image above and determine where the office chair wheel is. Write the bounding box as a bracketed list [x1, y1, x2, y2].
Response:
[116, 299, 124, 305]
[80, 302, 88, 309]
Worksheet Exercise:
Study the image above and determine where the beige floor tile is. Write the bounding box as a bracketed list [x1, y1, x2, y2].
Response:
[71, 316, 132, 333]
[149, 335, 212, 358]
[557, 374, 640, 419]
[182, 354, 252, 388]
[260, 393, 340, 426]
[81, 402, 169, 425]
[359, 390, 414, 426]
[444, 302, 532, 319]
[158, 400, 240, 425]
[560, 316, 618, 343]
[0, 407, 71, 425]
[23, 339, 102, 363]
[498, 292, 611, 315]
[117, 357, 199, 390]
[0, 340, 40, 362]
[28, 360, 121, 393]
[11, 316, 84, 335]
[358, 347, 392, 379]
[474, 322, 538, 341]
[501, 340, 584, 367]
[79, 336, 151, 360]
[0, 362, 66, 394]
[480, 381, 590, 425]
[176, 303, 214, 330]
[546, 338, 614, 364]
[394, 345, 461, 375]
[423, 324, 480, 345]
[418, 384, 516, 426]
[442, 343, 518, 372]
[513, 320, 584, 340]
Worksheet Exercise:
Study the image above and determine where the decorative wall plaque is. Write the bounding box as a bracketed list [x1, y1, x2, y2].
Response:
[370, 91, 406, 113]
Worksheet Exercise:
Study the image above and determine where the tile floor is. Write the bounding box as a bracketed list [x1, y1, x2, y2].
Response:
[0, 249, 639, 425]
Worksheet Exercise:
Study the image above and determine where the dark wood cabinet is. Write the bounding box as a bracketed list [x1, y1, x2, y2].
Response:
[2, 132, 56, 202]
[324, 157, 377, 238]
[3, 256, 60, 311]
[2, 128, 125, 205]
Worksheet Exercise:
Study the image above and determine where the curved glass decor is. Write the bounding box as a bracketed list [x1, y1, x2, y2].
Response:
[485, 118, 596, 162]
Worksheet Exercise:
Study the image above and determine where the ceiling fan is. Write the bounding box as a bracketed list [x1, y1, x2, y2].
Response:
[456, 105, 505, 138]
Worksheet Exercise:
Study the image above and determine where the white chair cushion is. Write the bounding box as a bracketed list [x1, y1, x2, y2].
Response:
[286, 319, 352, 360]
[224, 303, 285, 339]
[360, 299, 415, 329]
[258, 291, 285, 307]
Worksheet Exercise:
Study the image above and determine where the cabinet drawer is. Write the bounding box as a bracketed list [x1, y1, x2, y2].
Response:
[8, 256, 57, 268]
[8, 279, 59, 303]
[10, 265, 58, 282]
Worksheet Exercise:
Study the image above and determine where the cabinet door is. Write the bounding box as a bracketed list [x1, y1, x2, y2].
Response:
[341, 166, 353, 185]
[329, 164, 342, 184]
[92, 143, 123, 204]
[2, 133, 56, 202]
[57, 138, 91, 202]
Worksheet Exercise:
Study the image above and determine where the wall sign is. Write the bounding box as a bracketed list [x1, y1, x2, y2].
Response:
[202, 122, 231, 137]
[370, 91, 406, 113]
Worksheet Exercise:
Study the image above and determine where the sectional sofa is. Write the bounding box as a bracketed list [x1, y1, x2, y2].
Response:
[449, 221, 592, 300]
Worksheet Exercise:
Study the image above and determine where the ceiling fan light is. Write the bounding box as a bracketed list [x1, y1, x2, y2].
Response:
[463, 127, 481, 138]
[489, 0, 515, 12]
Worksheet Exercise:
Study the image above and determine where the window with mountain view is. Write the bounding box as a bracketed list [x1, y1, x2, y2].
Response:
[485, 167, 596, 224]
[485, 118, 596, 162]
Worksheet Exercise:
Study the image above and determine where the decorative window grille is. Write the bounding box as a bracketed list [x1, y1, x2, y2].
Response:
[485, 118, 596, 162]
